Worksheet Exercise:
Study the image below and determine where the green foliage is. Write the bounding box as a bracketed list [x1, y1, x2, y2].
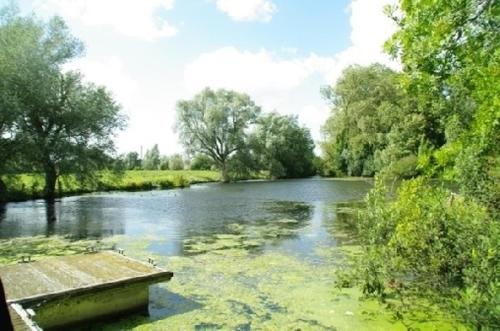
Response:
[252, 112, 316, 179]
[176, 88, 261, 182]
[320, 64, 416, 177]
[358, 177, 499, 329]
[2, 170, 220, 201]
[0, 8, 125, 200]
[386, 154, 419, 179]
[386, 0, 500, 212]
[190, 154, 214, 170]
[172, 174, 189, 188]
[168, 154, 185, 170]
[142, 145, 160, 170]
[123, 152, 141, 170]
[351, 1, 499, 327]
[226, 149, 261, 180]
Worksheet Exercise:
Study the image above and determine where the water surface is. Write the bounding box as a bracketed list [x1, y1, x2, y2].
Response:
[0, 178, 463, 330]
[0, 178, 370, 256]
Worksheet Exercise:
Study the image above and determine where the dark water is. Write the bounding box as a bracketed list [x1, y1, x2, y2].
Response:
[0, 178, 371, 257]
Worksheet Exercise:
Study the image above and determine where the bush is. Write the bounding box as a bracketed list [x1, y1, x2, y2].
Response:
[190, 154, 214, 170]
[387, 154, 418, 179]
[358, 176, 499, 329]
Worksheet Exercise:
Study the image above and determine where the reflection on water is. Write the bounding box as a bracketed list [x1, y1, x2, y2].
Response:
[0, 179, 371, 258]
[45, 202, 57, 236]
[0, 203, 6, 223]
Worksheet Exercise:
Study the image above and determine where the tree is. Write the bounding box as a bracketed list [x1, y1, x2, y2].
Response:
[253, 113, 316, 179]
[190, 154, 214, 170]
[176, 88, 261, 182]
[159, 155, 170, 170]
[321, 64, 410, 177]
[124, 152, 141, 170]
[1, 13, 125, 201]
[0, 5, 30, 201]
[355, 1, 500, 328]
[386, 0, 499, 208]
[168, 154, 184, 170]
[143, 145, 160, 170]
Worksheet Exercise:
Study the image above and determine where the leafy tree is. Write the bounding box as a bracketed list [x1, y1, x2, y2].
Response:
[1, 13, 124, 201]
[190, 154, 214, 170]
[122, 152, 141, 170]
[168, 154, 184, 170]
[353, 1, 500, 328]
[159, 155, 170, 170]
[359, 177, 499, 328]
[386, 0, 499, 210]
[143, 144, 160, 170]
[176, 88, 261, 182]
[253, 112, 315, 179]
[321, 64, 411, 177]
[0, 5, 30, 201]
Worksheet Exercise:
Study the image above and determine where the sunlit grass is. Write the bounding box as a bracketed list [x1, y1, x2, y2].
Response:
[3, 170, 220, 201]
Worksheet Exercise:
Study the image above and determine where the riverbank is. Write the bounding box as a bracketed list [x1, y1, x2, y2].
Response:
[1, 170, 220, 202]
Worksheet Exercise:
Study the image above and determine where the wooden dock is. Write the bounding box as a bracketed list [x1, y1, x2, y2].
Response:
[0, 251, 173, 330]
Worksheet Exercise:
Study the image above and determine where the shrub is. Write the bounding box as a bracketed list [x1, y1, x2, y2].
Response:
[358, 176, 499, 329]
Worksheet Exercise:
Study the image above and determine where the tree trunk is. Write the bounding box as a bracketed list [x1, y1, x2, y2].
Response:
[44, 163, 58, 202]
[220, 162, 230, 183]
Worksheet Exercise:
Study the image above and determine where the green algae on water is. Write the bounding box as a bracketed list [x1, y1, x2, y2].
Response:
[90, 235, 466, 331]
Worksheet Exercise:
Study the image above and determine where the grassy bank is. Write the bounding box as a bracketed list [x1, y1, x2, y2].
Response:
[2, 170, 220, 202]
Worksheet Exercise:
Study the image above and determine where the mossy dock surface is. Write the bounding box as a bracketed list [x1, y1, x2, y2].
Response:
[0, 251, 173, 329]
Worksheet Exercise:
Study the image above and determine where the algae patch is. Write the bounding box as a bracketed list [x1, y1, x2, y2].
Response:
[90, 240, 466, 331]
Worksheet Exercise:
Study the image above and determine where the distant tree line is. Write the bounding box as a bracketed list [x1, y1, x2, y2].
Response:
[115, 146, 190, 171]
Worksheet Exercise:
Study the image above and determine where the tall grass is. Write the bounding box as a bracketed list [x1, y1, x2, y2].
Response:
[2, 170, 220, 201]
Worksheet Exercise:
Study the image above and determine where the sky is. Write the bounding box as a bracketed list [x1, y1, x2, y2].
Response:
[12, 0, 399, 156]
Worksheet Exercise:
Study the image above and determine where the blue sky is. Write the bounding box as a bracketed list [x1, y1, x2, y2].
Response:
[11, 0, 398, 155]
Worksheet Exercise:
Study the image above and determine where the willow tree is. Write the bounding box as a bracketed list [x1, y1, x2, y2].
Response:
[176, 88, 261, 182]
[0, 11, 125, 201]
[253, 112, 316, 179]
[320, 64, 409, 177]
[0, 5, 25, 201]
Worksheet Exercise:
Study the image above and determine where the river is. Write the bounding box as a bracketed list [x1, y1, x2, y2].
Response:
[0, 178, 463, 330]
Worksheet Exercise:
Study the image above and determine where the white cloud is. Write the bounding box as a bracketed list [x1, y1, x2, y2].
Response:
[298, 104, 331, 142]
[34, 0, 178, 40]
[327, 0, 399, 83]
[184, 47, 335, 95]
[215, 0, 277, 22]
[63, 57, 183, 155]
[63, 57, 138, 109]
[184, 1, 397, 93]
